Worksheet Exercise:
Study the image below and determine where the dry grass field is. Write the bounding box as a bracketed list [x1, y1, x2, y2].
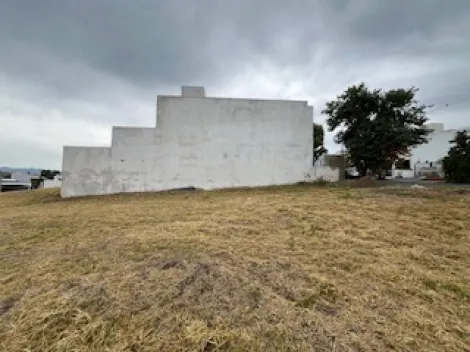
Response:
[0, 185, 469, 351]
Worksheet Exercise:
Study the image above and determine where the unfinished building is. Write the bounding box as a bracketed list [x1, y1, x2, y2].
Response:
[61, 86, 315, 198]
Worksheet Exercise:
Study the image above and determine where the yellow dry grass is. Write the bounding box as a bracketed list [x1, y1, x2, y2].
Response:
[0, 185, 469, 351]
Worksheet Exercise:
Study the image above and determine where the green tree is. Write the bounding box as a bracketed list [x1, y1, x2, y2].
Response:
[442, 130, 470, 183]
[323, 83, 432, 177]
[40, 169, 60, 180]
[313, 123, 327, 162]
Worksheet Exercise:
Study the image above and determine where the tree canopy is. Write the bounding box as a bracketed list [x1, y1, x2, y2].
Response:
[323, 83, 432, 177]
[313, 123, 327, 162]
[442, 130, 470, 183]
[40, 169, 61, 180]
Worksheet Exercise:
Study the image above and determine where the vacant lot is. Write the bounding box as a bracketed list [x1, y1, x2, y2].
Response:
[0, 185, 469, 351]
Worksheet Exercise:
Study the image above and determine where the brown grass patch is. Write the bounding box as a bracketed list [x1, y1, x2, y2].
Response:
[1, 186, 469, 351]
[349, 176, 379, 188]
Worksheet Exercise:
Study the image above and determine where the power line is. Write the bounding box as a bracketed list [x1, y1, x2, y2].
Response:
[427, 100, 470, 113]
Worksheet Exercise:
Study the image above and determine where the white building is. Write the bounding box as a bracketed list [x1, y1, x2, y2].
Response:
[11, 171, 34, 183]
[61, 86, 317, 198]
[392, 123, 468, 178]
[42, 174, 62, 189]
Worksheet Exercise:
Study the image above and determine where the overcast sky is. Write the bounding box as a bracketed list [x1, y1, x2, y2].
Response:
[1, 0, 469, 169]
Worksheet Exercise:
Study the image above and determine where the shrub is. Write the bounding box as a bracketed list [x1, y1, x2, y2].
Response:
[442, 130, 470, 183]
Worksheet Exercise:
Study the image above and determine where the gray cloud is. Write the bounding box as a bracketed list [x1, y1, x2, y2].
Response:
[1, 0, 470, 167]
[1, 1, 204, 86]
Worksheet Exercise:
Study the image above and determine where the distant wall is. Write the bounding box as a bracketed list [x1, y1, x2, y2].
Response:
[43, 178, 62, 189]
[410, 130, 456, 166]
[311, 154, 344, 182]
[391, 169, 415, 179]
[11, 172, 32, 183]
[41, 174, 62, 189]
[415, 162, 444, 178]
[61, 147, 112, 197]
[61, 92, 314, 197]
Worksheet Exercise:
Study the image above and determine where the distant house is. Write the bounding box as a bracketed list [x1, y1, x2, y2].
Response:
[0, 178, 31, 192]
[0, 170, 42, 192]
[391, 123, 470, 179]
[11, 171, 33, 183]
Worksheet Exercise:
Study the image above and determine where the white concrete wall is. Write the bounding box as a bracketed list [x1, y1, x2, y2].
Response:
[310, 155, 341, 182]
[415, 162, 444, 178]
[43, 178, 62, 189]
[156, 96, 313, 189]
[391, 169, 415, 179]
[310, 165, 340, 182]
[409, 129, 457, 166]
[61, 147, 113, 197]
[111, 127, 161, 147]
[61, 88, 314, 197]
[11, 172, 32, 183]
[181, 86, 205, 97]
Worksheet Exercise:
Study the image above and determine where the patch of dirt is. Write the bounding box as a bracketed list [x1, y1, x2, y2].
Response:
[0, 297, 16, 316]
[452, 189, 470, 195]
[350, 176, 378, 188]
[161, 259, 184, 270]
[175, 263, 218, 298]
